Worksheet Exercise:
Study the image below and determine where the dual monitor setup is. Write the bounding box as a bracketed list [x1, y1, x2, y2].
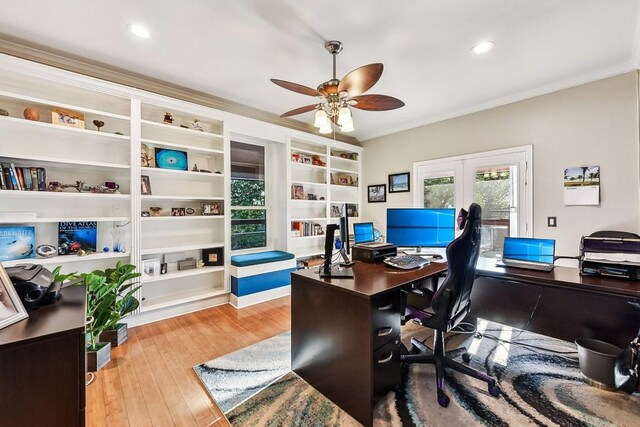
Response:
[320, 205, 558, 277]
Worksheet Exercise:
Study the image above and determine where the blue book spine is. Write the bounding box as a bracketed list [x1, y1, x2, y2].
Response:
[8, 164, 19, 190]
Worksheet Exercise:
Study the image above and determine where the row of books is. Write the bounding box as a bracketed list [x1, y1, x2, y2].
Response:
[291, 221, 324, 238]
[0, 163, 47, 191]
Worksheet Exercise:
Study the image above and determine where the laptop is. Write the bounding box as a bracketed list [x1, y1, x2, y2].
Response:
[497, 237, 556, 272]
[353, 222, 389, 248]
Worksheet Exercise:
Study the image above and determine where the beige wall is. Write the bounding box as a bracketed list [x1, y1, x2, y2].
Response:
[362, 72, 640, 258]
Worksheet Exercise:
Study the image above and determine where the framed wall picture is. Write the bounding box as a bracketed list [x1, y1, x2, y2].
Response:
[141, 175, 152, 195]
[0, 264, 28, 330]
[202, 247, 224, 266]
[155, 148, 188, 171]
[368, 184, 386, 203]
[51, 107, 85, 129]
[202, 201, 223, 215]
[389, 172, 410, 193]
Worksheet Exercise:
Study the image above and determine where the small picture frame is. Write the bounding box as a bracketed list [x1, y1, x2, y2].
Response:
[171, 207, 186, 216]
[202, 247, 224, 266]
[142, 258, 161, 276]
[292, 185, 304, 200]
[339, 174, 353, 186]
[202, 201, 223, 215]
[389, 172, 410, 193]
[303, 156, 312, 164]
[185, 207, 196, 216]
[0, 264, 28, 330]
[52, 107, 85, 129]
[141, 175, 152, 195]
[141, 211, 150, 217]
[368, 184, 386, 203]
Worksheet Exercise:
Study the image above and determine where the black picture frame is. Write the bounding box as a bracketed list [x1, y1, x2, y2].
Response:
[202, 247, 224, 266]
[141, 175, 152, 195]
[368, 184, 386, 203]
[388, 172, 410, 193]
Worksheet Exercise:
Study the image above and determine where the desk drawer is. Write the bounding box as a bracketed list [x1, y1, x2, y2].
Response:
[371, 294, 401, 351]
[372, 337, 402, 401]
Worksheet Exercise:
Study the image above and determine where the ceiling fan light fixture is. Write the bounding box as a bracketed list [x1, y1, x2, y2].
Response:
[337, 107, 352, 126]
[471, 41, 494, 54]
[340, 120, 355, 133]
[319, 123, 333, 134]
[314, 109, 329, 128]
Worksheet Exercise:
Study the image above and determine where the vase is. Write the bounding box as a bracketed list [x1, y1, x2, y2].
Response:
[111, 225, 125, 253]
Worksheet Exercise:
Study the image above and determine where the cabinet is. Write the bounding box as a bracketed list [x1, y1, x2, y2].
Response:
[0, 285, 86, 427]
[287, 138, 362, 261]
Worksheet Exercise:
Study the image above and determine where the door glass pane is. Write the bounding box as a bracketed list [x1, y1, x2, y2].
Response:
[474, 166, 517, 257]
[423, 174, 455, 208]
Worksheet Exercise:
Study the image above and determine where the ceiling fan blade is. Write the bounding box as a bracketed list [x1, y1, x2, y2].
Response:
[350, 94, 405, 111]
[337, 63, 383, 97]
[280, 104, 318, 118]
[271, 79, 321, 97]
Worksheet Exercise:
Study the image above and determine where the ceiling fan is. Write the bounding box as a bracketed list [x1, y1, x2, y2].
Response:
[271, 40, 404, 134]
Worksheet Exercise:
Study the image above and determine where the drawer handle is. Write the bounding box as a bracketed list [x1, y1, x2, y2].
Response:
[377, 327, 393, 337]
[378, 352, 393, 364]
[377, 303, 393, 311]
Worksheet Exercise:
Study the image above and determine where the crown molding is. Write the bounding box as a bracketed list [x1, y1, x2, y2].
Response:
[0, 34, 360, 146]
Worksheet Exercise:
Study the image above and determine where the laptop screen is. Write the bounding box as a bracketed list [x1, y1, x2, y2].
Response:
[503, 237, 555, 264]
[353, 222, 375, 244]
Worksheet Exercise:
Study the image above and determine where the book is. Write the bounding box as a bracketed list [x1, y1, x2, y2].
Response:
[8, 164, 19, 190]
[36, 168, 46, 191]
[3, 168, 12, 190]
[0, 226, 36, 261]
[58, 221, 97, 255]
[30, 168, 38, 190]
[22, 167, 32, 190]
[15, 166, 25, 190]
[0, 162, 5, 190]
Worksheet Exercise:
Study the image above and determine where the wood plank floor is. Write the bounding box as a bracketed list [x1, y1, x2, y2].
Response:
[87, 297, 291, 427]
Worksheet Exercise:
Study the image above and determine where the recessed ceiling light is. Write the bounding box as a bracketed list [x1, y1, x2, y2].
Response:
[471, 41, 494, 54]
[128, 24, 150, 39]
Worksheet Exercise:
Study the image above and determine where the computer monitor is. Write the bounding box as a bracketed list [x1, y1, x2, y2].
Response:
[353, 222, 375, 244]
[386, 208, 456, 253]
[503, 237, 555, 264]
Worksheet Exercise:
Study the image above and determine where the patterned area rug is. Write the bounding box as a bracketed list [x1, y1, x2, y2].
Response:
[194, 322, 640, 426]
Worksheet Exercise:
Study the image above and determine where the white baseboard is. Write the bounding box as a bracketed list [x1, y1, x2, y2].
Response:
[127, 293, 230, 327]
[229, 285, 291, 309]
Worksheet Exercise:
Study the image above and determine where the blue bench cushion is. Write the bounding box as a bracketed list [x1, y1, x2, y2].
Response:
[230, 250, 295, 267]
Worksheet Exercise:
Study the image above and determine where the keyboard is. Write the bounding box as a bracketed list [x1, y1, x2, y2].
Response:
[497, 259, 554, 272]
[384, 255, 430, 270]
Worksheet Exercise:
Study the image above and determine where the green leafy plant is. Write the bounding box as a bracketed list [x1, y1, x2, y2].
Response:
[83, 262, 141, 351]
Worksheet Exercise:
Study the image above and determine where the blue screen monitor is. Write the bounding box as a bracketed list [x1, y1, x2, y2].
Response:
[503, 237, 555, 264]
[353, 222, 375, 244]
[386, 208, 456, 248]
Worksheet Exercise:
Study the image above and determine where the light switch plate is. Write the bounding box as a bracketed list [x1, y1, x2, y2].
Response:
[547, 216, 557, 227]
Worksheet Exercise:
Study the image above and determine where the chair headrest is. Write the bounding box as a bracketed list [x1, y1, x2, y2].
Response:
[457, 203, 482, 230]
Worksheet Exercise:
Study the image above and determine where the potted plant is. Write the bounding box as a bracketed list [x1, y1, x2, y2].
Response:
[98, 262, 141, 347]
[83, 262, 141, 371]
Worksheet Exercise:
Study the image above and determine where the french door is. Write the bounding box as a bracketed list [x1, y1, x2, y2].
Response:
[414, 146, 532, 257]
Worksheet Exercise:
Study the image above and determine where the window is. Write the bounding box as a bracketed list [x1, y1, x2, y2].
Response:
[230, 141, 267, 250]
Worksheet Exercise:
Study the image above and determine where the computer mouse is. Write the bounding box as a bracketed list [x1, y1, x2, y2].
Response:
[432, 254, 443, 260]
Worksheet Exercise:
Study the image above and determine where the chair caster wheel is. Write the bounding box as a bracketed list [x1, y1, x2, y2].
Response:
[488, 384, 500, 398]
[437, 392, 450, 407]
[462, 352, 471, 363]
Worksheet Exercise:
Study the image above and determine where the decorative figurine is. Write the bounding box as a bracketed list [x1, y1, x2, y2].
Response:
[103, 247, 110, 253]
[192, 163, 199, 172]
[191, 119, 203, 132]
[92, 119, 105, 131]
[199, 169, 211, 173]
[111, 225, 125, 253]
[0, 108, 9, 116]
[196, 259, 205, 268]
[214, 170, 222, 174]
[163, 112, 174, 124]
[150, 207, 163, 216]
[46, 180, 120, 193]
[115, 131, 124, 135]
[141, 143, 154, 167]
[36, 245, 57, 258]
[23, 107, 40, 121]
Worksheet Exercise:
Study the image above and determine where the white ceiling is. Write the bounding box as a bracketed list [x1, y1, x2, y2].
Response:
[2, 1, 639, 141]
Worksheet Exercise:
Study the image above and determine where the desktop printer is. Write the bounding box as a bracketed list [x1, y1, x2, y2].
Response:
[352, 243, 397, 263]
[579, 231, 640, 280]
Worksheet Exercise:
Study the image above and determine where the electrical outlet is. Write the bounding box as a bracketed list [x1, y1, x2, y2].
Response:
[547, 216, 557, 227]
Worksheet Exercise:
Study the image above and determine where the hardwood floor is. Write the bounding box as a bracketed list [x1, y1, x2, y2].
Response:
[87, 297, 292, 427]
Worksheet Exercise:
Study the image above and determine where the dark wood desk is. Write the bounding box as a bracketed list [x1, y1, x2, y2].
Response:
[291, 262, 447, 427]
[473, 258, 640, 347]
[0, 285, 86, 427]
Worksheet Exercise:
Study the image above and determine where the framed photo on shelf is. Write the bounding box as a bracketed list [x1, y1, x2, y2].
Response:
[368, 184, 386, 203]
[202, 247, 224, 266]
[155, 148, 188, 171]
[0, 264, 28, 330]
[171, 207, 186, 216]
[141, 175, 152, 195]
[202, 201, 223, 215]
[339, 174, 353, 186]
[142, 258, 161, 276]
[141, 143, 154, 167]
[389, 172, 410, 193]
[303, 156, 312, 164]
[51, 107, 85, 129]
[292, 184, 304, 200]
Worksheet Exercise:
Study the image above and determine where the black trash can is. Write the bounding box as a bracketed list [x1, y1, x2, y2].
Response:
[575, 338, 622, 390]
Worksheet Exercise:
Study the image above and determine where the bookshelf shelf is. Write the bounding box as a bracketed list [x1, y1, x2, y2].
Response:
[141, 195, 223, 201]
[0, 115, 130, 141]
[141, 167, 224, 179]
[141, 215, 225, 221]
[0, 216, 130, 223]
[140, 138, 224, 155]
[1, 251, 131, 268]
[1, 154, 130, 171]
[141, 265, 224, 284]
[291, 162, 326, 171]
[141, 119, 223, 139]
[140, 241, 224, 255]
[0, 189, 130, 199]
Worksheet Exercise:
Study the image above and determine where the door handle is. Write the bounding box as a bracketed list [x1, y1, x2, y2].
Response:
[377, 327, 393, 337]
[377, 303, 393, 311]
[378, 352, 394, 364]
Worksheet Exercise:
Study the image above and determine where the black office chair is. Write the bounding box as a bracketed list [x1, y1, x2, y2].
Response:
[401, 203, 500, 407]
